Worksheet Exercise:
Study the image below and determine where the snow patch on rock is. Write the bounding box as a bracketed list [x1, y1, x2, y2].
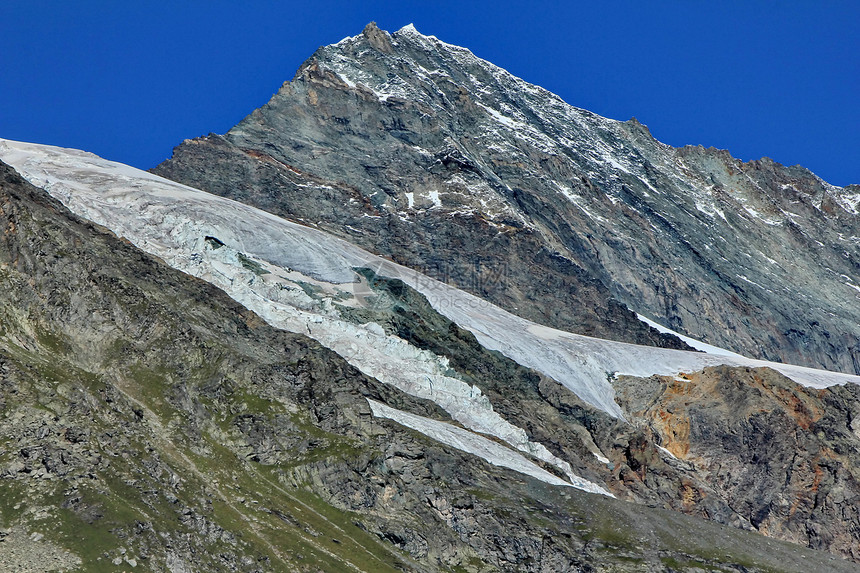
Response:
[368, 399, 613, 495]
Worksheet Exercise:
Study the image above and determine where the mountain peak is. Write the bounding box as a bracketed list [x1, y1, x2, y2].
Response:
[397, 23, 420, 35]
[181, 23, 860, 382]
[361, 21, 380, 34]
[361, 21, 394, 53]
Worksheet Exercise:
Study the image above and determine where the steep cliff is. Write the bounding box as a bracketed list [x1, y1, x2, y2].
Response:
[4, 20, 860, 572]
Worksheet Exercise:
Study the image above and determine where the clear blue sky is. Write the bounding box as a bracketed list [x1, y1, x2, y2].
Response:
[2, 1, 858, 185]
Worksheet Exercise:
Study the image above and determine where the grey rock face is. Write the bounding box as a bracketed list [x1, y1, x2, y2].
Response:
[154, 23, 860, 373]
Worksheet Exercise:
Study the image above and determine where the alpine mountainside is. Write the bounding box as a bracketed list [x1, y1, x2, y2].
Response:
[3, 135, 860, 569]
[3, 21, 860, 573]
[5, 156, 859, 572]
[154, 22, 860, 375]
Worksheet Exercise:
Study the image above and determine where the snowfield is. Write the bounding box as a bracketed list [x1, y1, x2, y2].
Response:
[3, 138, 860, 492]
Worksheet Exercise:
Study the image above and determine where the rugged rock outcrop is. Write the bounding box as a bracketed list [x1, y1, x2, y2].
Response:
[154, 22, 860, 374]
[613, 366, 860, 560]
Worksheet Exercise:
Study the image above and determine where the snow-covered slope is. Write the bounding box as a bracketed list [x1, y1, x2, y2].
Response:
[3, 138, 860, 490]
[0, 139, 603, 492]
[635, 313, 745, 358]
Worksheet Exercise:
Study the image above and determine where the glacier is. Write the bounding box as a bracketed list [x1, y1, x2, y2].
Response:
[3, 138, 860, 492]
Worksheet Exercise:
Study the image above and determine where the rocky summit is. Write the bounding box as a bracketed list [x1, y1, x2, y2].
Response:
[2, 22, 860, 573]
[156, 22, 860, 375]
